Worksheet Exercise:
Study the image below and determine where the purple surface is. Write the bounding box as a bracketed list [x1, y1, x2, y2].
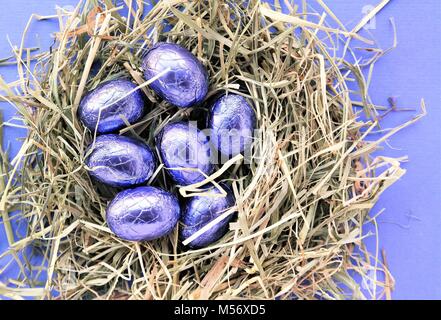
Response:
[107, 186, 180, 241]
[142, 42, 209, 108]
[325, 1, 441, 300]
[157, 121, 214, 186]
[208, 93, 256, 158]
[78, 79, 146, 134]
[85, 134, 156, 188]
[181, 183, 236, 249]
[1, 0, 440, 299]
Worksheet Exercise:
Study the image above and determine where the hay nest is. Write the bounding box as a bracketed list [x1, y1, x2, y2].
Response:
[0, 0, 424, 299]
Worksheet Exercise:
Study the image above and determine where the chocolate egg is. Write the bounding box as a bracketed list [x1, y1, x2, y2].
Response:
[141, 42, 209, 108]
[156, 122, 214, 185]
[85, 134, 156, 188]
[180, 183, 235, 248]
[78, 79, 145, 134]
[207, 93, 256, 157]
[106, 186, 180, 241]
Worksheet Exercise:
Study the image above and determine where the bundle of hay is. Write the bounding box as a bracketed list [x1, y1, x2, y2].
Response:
[0, 0, 423, 299]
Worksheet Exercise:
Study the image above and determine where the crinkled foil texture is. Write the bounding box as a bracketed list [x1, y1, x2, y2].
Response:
[106, 186, 180, 241]
[157, 122, 214, 185]
[142, 42, 209, 108]
[85, 134, 156, 188]
[180, 183, 235, 248]
[208, 94, 256, 157]
[78, 79, 145, 134]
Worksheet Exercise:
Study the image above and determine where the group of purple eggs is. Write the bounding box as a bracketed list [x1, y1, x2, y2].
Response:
[78, 42, 256, 248]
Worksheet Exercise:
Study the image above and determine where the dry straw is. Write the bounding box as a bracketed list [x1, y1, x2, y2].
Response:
[0, 0, 425, 300]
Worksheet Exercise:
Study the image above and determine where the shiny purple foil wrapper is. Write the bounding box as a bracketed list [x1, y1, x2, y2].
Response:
[156, 122, 214, 186]
[106, 186, 180, 241]
[85, 134, 156, 188]
[142, 42, 209, 108]
[180, 183, 235, 248]
[78, 79, 145, 134]
[208, 93, 256, 157]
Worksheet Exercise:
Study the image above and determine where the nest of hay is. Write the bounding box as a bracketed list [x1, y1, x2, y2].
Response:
[0, 0, 424, 300]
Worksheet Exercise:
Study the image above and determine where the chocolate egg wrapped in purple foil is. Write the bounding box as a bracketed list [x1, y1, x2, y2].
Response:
[208, 93, 256, 157]
[156, 122, 214, 186]
[78, 79, 145, 134]
[85, 134, 156, 188]
[106, 186, 180, 241]
[141, 42, 209, 108]
[180, 183, 235, 248]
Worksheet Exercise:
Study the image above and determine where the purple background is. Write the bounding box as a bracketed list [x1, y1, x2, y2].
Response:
[0, 0, 440, 299]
